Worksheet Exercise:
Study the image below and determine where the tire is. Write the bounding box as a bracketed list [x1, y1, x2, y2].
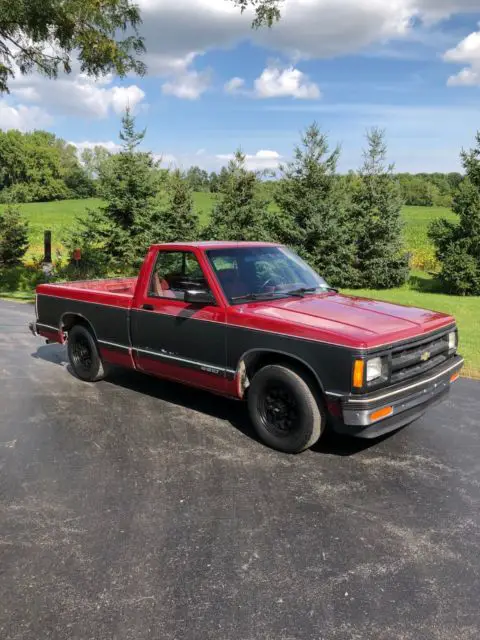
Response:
[67, 324, 106, 382]
[247, 364, 325, 453]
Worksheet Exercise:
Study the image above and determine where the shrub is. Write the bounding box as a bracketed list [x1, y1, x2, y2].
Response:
[440, 243, 480, 296]
[409, 247, 439, 273]
[0, 264, 48, 293]
[0, 206, 29, 266]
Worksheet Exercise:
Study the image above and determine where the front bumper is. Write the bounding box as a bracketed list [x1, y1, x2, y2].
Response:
[334, 356, 464, 439]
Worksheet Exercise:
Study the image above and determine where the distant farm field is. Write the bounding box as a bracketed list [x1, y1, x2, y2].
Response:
[1, 195, 456, 260]
[0, 198, 103, 257]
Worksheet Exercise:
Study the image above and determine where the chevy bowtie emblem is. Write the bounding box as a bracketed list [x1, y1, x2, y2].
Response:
[421, 351, 431, 362]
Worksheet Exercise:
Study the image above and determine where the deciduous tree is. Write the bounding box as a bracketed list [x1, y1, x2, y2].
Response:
[0, 0, 145, 94]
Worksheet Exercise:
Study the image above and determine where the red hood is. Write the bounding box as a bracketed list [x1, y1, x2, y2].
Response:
[233, 292, 455, 349]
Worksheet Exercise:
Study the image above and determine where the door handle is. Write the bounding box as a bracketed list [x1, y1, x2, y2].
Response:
[142, 304, 154, 311]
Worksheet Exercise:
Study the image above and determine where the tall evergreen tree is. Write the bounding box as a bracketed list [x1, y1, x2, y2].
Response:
[351, 128, 409, 288]
[429, 132, 480, 295]
[160, 169, 200, 242]
[204, 151, 272, 241]
[0, 206, 29, 266]
[271, 123, 355, 287]
[65, 108, 163, 273]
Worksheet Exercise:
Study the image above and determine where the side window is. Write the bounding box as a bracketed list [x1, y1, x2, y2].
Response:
[149, 251, 210, 300]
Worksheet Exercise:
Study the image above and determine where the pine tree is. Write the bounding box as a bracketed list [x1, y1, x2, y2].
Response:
[204, 151, 272, 241]
[65, 108, 164, 273]
[271, 123, 355, 287]
[429, 132, 480, 295]
[0, 206, 29, 266]
[351, 128, 409, 288]
[160, 169, 200, 242]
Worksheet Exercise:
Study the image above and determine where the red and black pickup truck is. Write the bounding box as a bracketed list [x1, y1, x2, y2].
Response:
[30, 242, 463, 453]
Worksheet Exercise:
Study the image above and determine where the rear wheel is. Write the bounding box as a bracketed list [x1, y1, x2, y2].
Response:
[68, 324, 106, 382]
[247, 364, 324, 453]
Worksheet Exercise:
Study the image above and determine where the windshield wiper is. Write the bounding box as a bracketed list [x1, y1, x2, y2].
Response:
[284, 286, 338, 297]
[231, 292, 286, 303]
[232, 286, 338, 303]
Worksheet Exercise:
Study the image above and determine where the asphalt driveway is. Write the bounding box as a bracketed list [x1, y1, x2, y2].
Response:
[1, 299, 479, 640]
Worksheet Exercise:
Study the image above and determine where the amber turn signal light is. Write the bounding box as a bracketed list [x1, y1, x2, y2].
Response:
[370, 406, 394, 422]
[450, 372, 460, 383]
[352, 360, 365, 388]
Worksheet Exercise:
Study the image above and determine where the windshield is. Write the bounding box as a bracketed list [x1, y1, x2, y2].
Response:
[207, 246, 331, 303]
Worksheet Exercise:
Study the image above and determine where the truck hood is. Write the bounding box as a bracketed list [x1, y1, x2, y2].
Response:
[235, 292, 455, 349]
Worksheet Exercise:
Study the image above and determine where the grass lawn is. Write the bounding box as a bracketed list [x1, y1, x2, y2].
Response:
[2, 195, 455, 260]
[0, 198, 103, 257]
[402, 205, 455, 257]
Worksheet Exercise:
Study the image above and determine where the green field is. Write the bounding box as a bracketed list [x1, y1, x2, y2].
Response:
[1, 195, 455, 259]
[0, 198, 103, 257]
[1, 196, 479, 377]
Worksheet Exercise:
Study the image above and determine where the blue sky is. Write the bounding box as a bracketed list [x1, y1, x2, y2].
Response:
[3, 0, 480, 173]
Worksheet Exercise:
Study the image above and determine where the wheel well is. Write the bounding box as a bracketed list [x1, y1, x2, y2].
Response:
[240, 351, 324, 400]
[61, 313, 97, 340]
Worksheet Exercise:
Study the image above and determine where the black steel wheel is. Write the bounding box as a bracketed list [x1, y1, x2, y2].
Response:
[67, 324, 106, 382]
[248, 364, 324, 453]
[260, 383, 299, 438]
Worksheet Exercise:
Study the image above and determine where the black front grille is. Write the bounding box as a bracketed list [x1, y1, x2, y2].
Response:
[390, 331, 451, 385]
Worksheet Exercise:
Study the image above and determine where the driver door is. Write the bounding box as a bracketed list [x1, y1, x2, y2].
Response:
[130, 249, 229, 392]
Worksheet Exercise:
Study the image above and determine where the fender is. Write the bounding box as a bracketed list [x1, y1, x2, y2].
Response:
[234, 347, 326, 398]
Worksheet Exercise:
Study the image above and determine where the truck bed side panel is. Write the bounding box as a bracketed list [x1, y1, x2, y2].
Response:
[37, 293, 131, 348]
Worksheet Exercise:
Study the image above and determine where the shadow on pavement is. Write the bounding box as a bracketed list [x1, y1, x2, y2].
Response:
[32, 343, 68, 366]
[32, 343, 390, 457]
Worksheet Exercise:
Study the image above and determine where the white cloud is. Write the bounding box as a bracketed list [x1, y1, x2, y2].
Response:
[216, 149, 282, 171]
[136, 0, 414, 66]
[10, 72, 146, 118]
[162, 69, 211, 99]
[225, 77, 246, 95]
[0, 101, 52, 130]
[416, 0, 480, 22]
[254, 65, 321, 99]
[70, 141, 122, 154]
[109, 85, 146, 114]
[444, 30, 480, 86]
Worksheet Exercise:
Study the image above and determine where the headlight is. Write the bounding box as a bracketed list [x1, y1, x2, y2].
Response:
[366, 357, 383, 382]
[448, 331, 457, 351]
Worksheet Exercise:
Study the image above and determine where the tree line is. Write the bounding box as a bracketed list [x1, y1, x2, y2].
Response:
[59, 111, 409, 290]
[184, 167, 464, 210]
[0, 126, 464, 210]
[3, 110, 480, 296]
[0, 130, 95, 203]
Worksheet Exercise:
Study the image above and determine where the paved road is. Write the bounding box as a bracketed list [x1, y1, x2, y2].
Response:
[1, 299, 479, 640]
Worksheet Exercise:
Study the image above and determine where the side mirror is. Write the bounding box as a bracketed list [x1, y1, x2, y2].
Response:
[184, 289, 216, 305]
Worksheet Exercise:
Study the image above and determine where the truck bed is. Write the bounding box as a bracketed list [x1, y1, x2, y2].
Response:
[41, 277, 138, 296]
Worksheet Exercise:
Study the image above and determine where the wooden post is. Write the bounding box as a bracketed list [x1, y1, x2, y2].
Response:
[44, 230, 52, 264]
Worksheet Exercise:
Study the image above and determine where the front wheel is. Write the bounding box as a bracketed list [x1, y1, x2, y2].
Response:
[247, 364, 325, 453]
[67, 324, 106, 382]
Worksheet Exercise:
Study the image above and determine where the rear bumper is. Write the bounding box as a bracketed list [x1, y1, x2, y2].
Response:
[29, 321, 62, 344]
[334, 356, 464, 439]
